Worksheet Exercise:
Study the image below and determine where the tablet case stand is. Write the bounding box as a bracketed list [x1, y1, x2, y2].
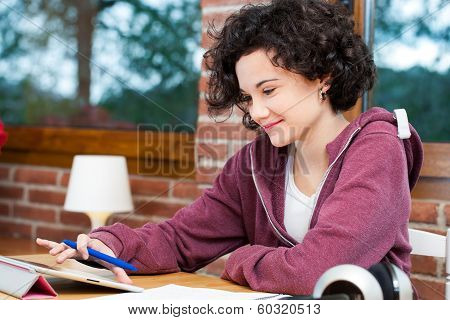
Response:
[0, 258, 57, 299]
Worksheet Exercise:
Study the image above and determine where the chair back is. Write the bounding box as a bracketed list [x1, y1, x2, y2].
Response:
[408, 228, 449, 299]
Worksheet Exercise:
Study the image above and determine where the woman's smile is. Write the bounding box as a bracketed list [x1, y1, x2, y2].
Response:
[262, 119, 284, 131]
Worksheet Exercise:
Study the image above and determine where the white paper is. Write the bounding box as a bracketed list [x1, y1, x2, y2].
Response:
[89, 284, 289, 300]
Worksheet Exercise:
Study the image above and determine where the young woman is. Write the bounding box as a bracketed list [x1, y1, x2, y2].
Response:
[37, 0, 423, 295]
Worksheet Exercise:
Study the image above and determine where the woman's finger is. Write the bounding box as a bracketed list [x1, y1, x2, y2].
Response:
[36, 238, 60, 250]
[76, 234, 92, 260]
[110, 266, 133, 284]
[90, 256, 133, 284]
[49, 243, 70, 256]
[85, 238, 116, 258]
[55, 248, 78, 264]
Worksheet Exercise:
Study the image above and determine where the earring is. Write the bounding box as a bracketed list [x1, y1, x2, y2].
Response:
[319, 88, 327, 101]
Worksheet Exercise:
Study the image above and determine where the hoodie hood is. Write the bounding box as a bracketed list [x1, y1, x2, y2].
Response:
[341, 107, 424, 192]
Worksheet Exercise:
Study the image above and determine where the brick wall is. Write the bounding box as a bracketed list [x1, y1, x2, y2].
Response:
[0, 0, 448, 300]
[0, 164, 203, 239]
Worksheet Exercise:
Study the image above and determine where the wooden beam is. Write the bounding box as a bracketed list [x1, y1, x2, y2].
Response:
[421, 143, 450, 178]
[343, 0, 364, 122]
[0, 126, 195, 178]
[412, 177, 450, 201]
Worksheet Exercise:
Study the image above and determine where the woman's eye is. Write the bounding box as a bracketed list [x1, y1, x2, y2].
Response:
[263, 88, 275, 95]
[242, 95, 252, 102]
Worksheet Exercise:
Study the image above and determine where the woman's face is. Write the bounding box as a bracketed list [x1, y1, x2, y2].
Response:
[235, 49, 330, 147]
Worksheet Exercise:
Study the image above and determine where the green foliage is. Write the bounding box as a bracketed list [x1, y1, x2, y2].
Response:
[101, 0, 201, 89]
[0, 77, 25, 123]
[0, 76, 77, 125]
[99, 76, 199, 132]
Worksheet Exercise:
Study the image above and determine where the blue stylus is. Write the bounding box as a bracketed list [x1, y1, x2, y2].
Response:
[62, 239, 138, 272]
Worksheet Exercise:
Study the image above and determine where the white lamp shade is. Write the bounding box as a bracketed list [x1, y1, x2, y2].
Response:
[64, 155, 134, 213]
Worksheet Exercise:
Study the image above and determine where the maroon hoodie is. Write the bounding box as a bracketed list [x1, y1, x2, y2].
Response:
[89, 107, 423, 296]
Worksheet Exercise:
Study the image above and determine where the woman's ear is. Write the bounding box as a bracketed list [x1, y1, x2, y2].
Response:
[319, 75, 332, 93]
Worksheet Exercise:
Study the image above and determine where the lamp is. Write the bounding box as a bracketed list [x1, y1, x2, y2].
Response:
[64, 155, 134, 230]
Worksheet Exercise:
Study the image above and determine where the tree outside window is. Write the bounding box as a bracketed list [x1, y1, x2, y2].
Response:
[372, 0, 449, 142]
[0, 0, 201, 132]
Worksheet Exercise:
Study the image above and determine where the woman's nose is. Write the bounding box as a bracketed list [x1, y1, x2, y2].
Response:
[249, 98, 270, 122]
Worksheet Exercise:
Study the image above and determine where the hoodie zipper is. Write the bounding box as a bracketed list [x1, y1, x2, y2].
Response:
[308, 127, 362, 229]
[250, 126, 362, 248]
[250, 146, 296, 247]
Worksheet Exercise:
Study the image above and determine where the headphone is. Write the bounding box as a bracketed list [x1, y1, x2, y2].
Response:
[281, 262, 414, 300]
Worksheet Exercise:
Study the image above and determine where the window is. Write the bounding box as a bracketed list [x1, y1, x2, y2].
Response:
[0, 0, 201, 131]
[372, 0, 449, 143]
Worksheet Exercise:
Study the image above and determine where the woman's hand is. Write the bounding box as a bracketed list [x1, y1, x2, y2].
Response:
[36, 234, 132, 284]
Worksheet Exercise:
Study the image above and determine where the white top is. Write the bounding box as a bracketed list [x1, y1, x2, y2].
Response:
[284, 142, 317, 243]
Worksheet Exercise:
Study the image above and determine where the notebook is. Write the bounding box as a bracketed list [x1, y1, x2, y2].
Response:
[89, 284, 290, 300]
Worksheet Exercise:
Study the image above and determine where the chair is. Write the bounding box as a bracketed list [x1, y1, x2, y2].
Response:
[408, 228, 450, 299]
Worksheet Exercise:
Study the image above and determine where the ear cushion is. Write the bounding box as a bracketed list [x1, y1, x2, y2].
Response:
[313, 264, 384, 300]
[368, 262, 396, 300]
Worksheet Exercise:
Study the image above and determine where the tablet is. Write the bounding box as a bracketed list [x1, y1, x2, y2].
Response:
[0, 256, 144, 293]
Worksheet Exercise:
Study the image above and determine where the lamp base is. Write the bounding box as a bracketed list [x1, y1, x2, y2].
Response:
[85, 212, 112, 230]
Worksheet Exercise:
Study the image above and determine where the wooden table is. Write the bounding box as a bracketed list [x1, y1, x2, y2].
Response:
[0, 254, 255, 300]
[0, 236, 48, 255]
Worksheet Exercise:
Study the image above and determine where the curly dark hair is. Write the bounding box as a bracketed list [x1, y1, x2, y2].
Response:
[203, 0, 376, 130]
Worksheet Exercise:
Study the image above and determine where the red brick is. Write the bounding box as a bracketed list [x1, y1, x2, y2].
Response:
[198, 97, 209, 115]
[0, 202, 10, 216]
[411, 255, 437, 276]
[0, 221, 32, 238]
[133, 200, 185, 218]
[173, 181, 205, 199]
[197, 142, 228, 160]
[60, 211, 92, 228]
[409, 201, 438, 223]
[36, 226, 86, 243]
[130, 178, 170, 197]
[201, 57, 210, 73]
[0, 167, 9, 180]
[412, 177, 450, 201]
[202, 30, 217, 50]
[14, 168, 57, 185]
[198, 75, 209, 93]
[60, 172, 71, 187]
[196, 121, 258, 141]
[28, 189, 66, 206]
[445, 204, 450, 226]
[13, 204, 56, 222]
[195, 166, 222, 184]
[0, 185, 24, 199]
[411, 277, 445, 300]
[202, 11, 234, 31]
